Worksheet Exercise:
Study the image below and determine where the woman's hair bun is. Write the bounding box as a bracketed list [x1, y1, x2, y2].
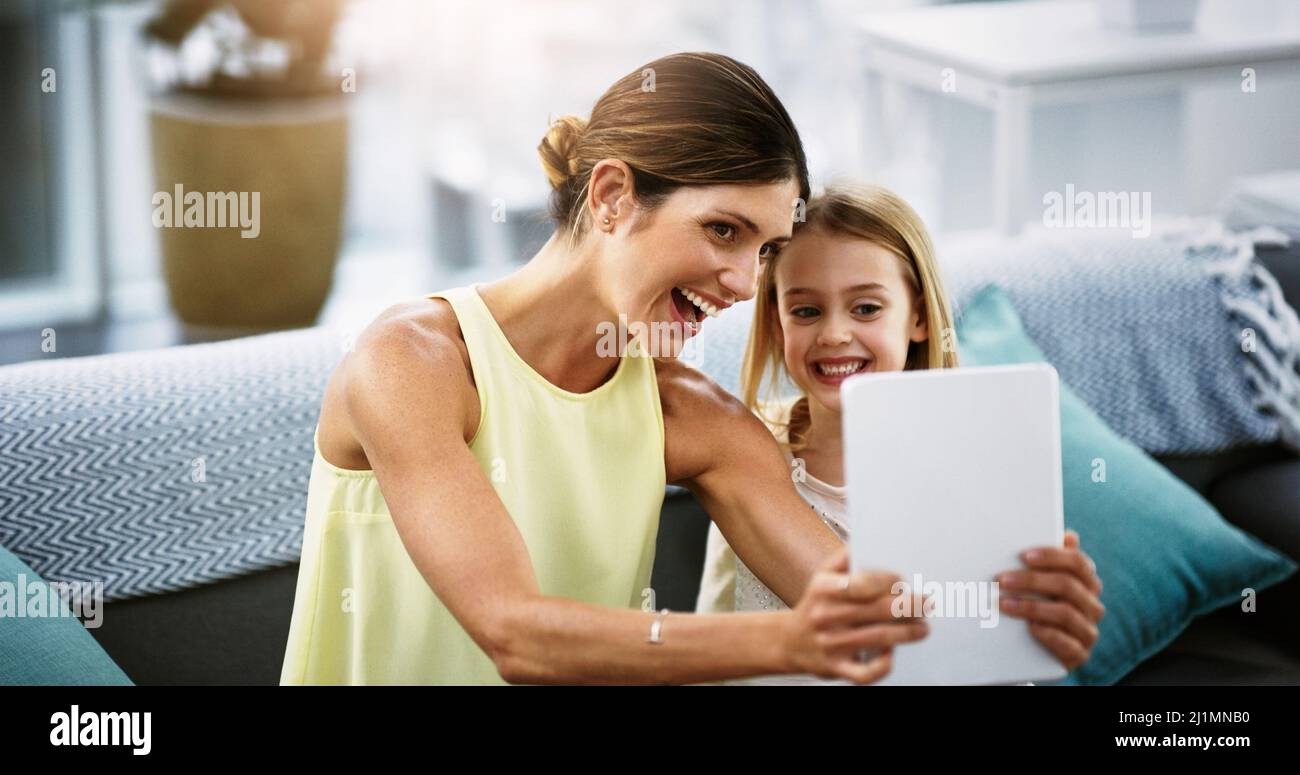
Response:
[538, 115, 588, 190]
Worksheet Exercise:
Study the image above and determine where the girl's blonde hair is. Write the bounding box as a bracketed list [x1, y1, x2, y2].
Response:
[740, 181, 959, 450]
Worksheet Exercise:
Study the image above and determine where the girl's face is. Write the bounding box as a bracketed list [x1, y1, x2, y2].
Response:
[773, 228, 928, 413]
[607, 180, 799, 357]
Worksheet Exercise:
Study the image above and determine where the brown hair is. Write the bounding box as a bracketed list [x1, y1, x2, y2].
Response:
[741, 182, 960, 451]
[537, 52, 809, 240]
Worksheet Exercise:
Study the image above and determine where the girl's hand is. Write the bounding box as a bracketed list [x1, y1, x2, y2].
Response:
[782, 545, 931, 683]
[996, 529, 1105, 672]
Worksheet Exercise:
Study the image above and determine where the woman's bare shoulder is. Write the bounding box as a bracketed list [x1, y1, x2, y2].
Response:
[354, 297, 473, 375]
[318, 297, 479, 467]
[654, 357, 779, 484]
[653, 357, 751, 424]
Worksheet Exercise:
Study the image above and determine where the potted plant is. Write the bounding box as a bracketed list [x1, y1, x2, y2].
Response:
[145, 0, 349, 329]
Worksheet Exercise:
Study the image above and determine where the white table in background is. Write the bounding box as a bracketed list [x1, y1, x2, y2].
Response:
[857, 0, 1300, 234]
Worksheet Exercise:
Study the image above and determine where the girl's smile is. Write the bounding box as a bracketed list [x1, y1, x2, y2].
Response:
[810, 356, 873, 386]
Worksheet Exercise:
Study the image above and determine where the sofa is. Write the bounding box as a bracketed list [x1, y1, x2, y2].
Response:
[3, 241, 1299, 686]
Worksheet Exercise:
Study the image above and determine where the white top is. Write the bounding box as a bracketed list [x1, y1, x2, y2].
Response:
[734, 450, 848, 613]
[698, 446, 853, 686]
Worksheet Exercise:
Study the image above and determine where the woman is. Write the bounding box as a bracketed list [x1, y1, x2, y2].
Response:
[280, 52, 1099, 685]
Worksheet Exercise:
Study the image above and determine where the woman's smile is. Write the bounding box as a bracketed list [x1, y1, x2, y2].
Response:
[667, 287, 701, 337]
[667, 285, 728, 337]
[677, 286, 725, 318]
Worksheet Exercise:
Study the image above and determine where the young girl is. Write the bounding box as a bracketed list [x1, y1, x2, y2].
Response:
[695, 182, 1103, 684]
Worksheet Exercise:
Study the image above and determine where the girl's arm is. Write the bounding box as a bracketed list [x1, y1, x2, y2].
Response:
[342, 317, 925, 684]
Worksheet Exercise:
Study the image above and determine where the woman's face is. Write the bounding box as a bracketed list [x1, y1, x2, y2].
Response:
[773, 228, 928, 413]
[607, 180, 800, 358]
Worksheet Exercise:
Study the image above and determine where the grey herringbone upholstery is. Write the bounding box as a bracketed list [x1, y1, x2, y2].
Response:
[0, 327, 342, 601]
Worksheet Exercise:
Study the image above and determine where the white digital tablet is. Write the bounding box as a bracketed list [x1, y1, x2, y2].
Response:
[842, 363, 1067, 686]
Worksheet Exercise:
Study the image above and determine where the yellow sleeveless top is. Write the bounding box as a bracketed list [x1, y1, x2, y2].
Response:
[280, 285, 666, 685]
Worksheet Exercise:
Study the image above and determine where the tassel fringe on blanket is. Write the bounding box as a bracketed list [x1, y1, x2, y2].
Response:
[1188, 223, 1300, 452]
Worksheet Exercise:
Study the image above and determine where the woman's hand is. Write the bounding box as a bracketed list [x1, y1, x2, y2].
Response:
[782, 545, 931, 684]
[996, 529, 1105, 672]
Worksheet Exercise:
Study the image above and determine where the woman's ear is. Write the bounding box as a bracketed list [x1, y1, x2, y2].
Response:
[587, 159, 636, 231]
